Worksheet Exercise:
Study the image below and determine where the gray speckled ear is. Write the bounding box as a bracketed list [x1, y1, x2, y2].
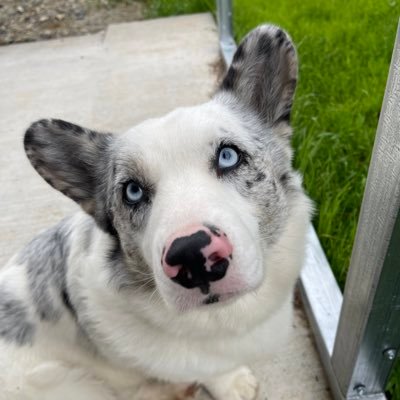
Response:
[218, 24, 298, 128]
[24, 119, 115, 233]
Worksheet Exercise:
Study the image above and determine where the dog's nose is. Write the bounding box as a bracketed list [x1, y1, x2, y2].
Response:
[162, 224, 233, 294]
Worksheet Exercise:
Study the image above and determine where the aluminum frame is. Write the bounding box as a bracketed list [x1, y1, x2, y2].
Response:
[215, 2, 400, 399]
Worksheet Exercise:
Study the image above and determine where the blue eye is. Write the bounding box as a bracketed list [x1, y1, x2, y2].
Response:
[218, 146, 240, 170]
[125, 182, 144, 204]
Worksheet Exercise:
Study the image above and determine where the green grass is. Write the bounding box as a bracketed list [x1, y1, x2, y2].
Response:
[146, 0, 400, 396]
[145, 0, 213, 17]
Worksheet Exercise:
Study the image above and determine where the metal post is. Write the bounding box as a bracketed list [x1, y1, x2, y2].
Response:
[216, 0, 236, 66]
[330, 22, 400, 399]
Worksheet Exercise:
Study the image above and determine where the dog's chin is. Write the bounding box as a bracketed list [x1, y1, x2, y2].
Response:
[169, 290, 245, 313]
[161, 279, 261, 313]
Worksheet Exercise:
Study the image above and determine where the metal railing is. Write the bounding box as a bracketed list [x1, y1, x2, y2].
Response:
[215, 2, 400, 399]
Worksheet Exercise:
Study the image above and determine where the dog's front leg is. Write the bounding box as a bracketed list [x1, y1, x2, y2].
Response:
[201, 366, 259, 400]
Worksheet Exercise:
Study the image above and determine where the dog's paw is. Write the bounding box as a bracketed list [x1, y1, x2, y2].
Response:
[229, 367, 259, 400]
[204, 366, 259, 400]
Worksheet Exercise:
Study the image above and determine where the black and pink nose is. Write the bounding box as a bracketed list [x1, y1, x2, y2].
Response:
[161, 224, 233, 294]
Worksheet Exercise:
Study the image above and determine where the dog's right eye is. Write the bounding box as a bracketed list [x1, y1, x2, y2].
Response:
[124, 181, 144, 205]
[216, 144, 242, 176]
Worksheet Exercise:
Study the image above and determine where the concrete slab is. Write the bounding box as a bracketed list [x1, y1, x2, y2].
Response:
[0, 13, 331, 399]
[95, 14, 220, 131]
[0, 32, 105, 262]
[253, 302, 331, 399]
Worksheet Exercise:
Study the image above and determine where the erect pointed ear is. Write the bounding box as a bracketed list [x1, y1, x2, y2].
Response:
[217, 25, 298, 129]
[24, 119, 115, 233]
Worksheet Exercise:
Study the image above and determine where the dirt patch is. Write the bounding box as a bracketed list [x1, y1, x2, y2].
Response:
[0, 0, 144, 46]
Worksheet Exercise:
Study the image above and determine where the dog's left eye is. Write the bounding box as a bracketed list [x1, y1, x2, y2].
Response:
[218, 146, 240, 171]
[124, 181, 144, 204]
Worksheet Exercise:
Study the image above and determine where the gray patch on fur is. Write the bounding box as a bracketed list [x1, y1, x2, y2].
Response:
[217, 130, 295, 246]
[107, 237, 155, 292]
[18, 218, 72, 321]
[0, 287, 35, 345]
[233, 164, 288, 245]
[100, 150, 156, 292]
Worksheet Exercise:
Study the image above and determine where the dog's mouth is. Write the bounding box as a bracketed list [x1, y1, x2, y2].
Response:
[203, 293, 220, 304]
[169, 288, 246, 313]
[202, 291, 241, 306]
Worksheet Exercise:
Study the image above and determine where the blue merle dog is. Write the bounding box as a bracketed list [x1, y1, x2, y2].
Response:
[0, 25, 311, 400]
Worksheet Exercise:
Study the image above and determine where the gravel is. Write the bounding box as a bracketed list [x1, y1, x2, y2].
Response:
[0, 0, 144, 45]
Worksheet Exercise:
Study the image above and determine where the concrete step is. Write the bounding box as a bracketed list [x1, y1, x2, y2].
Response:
[0, 13, 330, 399]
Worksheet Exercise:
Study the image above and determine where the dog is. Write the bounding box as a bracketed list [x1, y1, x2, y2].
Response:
[0, 24, 311, 399]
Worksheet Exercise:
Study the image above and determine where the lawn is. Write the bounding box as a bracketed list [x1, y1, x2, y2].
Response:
[147, 0, 400, 397]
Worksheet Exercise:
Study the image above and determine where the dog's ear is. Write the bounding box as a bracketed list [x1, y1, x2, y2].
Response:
[217, 25, 298, 129]
[24, 119, 114, 230]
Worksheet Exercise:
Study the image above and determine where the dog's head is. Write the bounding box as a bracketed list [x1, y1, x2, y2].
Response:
[24, 25, 310, 312]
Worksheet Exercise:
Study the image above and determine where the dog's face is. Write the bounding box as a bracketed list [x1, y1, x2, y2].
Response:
[24, 26, 307, 311]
